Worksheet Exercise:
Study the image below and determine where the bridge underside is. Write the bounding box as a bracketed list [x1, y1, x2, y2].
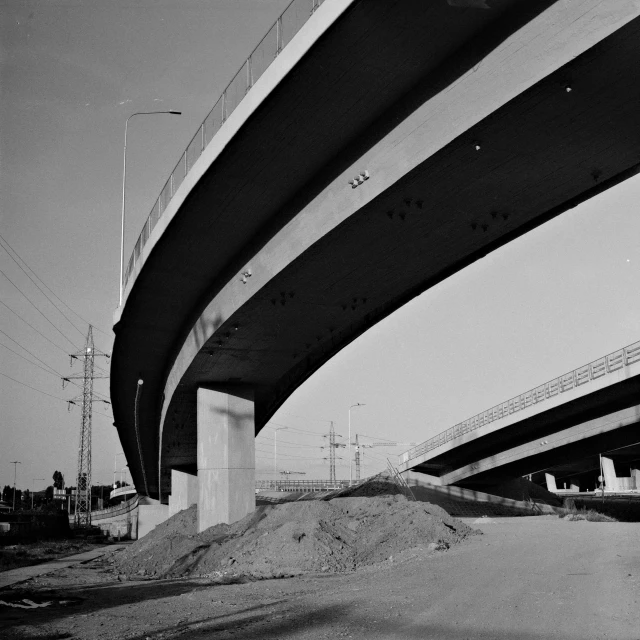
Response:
[406, 372, 640, 480]
[530, 441, 640, 493]
[111, 1, 640, 500]
[441, 405, 640, 491]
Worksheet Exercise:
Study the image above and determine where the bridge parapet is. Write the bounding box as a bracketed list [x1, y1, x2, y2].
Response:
[400, 340, 640, 467]
[122, 0, 328, 293]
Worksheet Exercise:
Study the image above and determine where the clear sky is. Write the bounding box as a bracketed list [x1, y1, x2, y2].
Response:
[2, 1, 640, 492]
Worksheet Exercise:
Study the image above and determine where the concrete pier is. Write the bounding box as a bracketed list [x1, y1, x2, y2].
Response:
[601, 456, 618, 492]
[544, 473, 557, 492]
[197, 387, 255, 533]
[137, 497, 169, 538]
[168, 469, 198, 517]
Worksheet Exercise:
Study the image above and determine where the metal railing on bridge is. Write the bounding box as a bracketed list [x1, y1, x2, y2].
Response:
[400, 340, 640, 466]
[123, 0, 327, 292]
[257, 479, 349, 492]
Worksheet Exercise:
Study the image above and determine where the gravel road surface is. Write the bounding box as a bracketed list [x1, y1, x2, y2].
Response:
[1, 515, 638, 639]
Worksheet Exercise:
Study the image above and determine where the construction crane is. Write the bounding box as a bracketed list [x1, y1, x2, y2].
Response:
[351, 435, 416, 482]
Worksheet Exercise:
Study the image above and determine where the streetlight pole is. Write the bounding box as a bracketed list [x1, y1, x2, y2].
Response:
[120, 109, 182, 306]
[117, 465, 128, 487]
[348, 404, 365, 485]
[113, 452, 125, 488]
[273, 427, 288, 480]
[32, 478, 44, 510]
[10, 461, 21, 511]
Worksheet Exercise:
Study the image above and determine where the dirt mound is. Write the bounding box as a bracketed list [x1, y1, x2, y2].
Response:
[326, 477, 405, 499]
[115, 495, 477, 579]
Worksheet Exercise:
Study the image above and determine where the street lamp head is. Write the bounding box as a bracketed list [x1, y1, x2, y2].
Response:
[169, 110, 182, 115]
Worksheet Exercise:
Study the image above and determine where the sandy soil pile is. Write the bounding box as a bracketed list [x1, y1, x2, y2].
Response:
[115, 495, 477, 579]
[326, 477, 405, 499]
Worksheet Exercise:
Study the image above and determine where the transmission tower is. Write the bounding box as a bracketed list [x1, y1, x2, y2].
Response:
[63, 326, 109, 527]
[349, 436, 418, 482]
[322, 422, 345, 483]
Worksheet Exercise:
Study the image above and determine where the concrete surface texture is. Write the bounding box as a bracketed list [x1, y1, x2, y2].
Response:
[137, 498, 169, 539]
[196, 388, 255, 532]
[168, 469, 198, 517]
[1, 517, 638, 639]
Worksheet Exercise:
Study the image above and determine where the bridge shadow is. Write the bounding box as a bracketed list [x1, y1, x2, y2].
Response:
[26, 594, 588, 640]
[0, 576, 285, 632]
[2, 585, 591, 640]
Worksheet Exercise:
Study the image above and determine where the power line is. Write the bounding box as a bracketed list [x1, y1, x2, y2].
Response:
[0, 342, 63, 377]
[0, 328, 60, 375]
[0, 329, 110, 401]
[0, 298, 73, 356]
[276, 411, 333, 424]
[257, 435, 321, 449]
[0, 238, 86, 340]
[0, 371, 112, 417]
[254, 446, 320, 461]
[0, 267, 79, 350]
[0, 345, 110, 402]
[0, 233, 113, 340]
[0, 371, 69, 402]
[265, 421, 327, 437]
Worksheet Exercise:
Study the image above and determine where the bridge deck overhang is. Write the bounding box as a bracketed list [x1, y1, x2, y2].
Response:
[400, 360, 640, 477]
[111, 0, 640, 500]
[440, 404, 640, 488]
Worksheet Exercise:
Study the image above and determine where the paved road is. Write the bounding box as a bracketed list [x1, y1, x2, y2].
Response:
[0, 545, 125, 589]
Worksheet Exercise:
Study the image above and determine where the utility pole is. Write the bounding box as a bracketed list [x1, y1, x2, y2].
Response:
[322, 422, 345, 483]
[348, 403, 365, 485]
[63, 326, 110, 527]
[32, 478, 44, 509]
[10, 461, 21, 511]
[349, 439, 417, 482]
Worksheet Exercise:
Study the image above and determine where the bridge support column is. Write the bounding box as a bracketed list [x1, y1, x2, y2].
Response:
[137, 497, 169, 538]
[601, 456, 618, 492]
[197, 387, 255, 533]
[631, 467, 640, 491]
[168, 469, 198, 517]
[544, 473, 557, 492]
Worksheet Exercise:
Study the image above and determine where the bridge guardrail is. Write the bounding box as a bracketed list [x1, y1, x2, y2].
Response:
[257, 479, 349, 492]
[123, 0, 327, 292]
[69, 495, 139, 525]
[400, 340, 640, 466]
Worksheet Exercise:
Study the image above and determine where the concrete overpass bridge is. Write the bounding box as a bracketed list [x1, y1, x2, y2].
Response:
[111, 0, 640, 532]
[399, 341, 640, 493]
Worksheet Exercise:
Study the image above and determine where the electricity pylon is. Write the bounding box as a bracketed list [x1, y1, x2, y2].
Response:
[321, 422, 345, 483]
[63, 326, 110, 527]
[350, 437, 417, 481]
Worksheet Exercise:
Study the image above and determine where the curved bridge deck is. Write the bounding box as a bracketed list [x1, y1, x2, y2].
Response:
[111, 1, 640, 511]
